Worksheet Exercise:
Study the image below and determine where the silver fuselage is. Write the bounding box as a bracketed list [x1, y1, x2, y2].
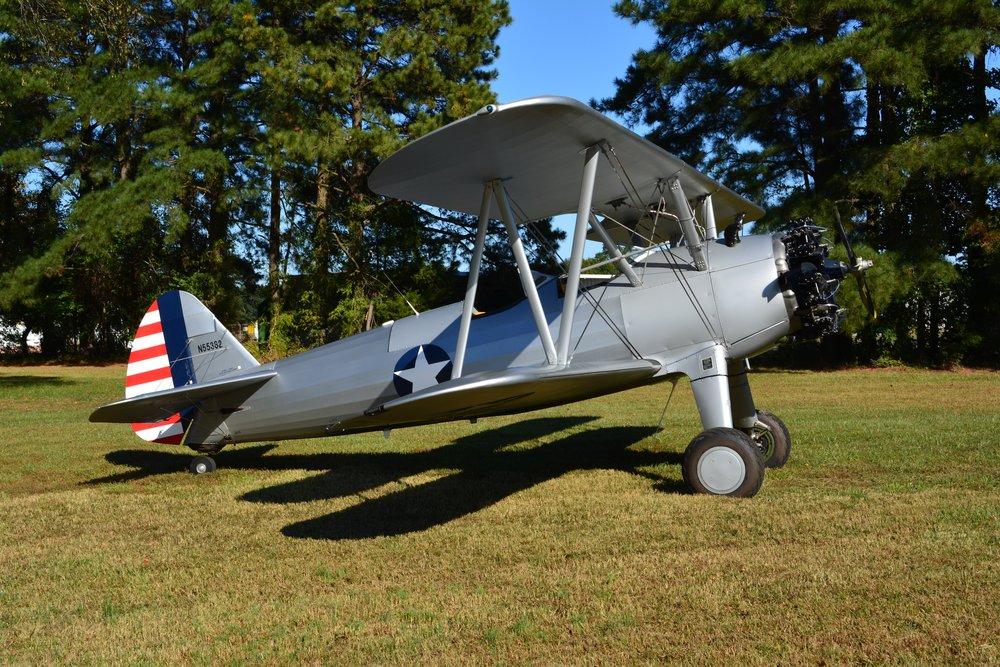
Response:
[215, 234, 793, 444]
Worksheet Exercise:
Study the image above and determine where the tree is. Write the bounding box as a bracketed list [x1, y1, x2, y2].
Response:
[0, 0, 179, 354]
[601, 0, 999, 366]
[236, 0, 511, 345]
[0, 0, 514, 357]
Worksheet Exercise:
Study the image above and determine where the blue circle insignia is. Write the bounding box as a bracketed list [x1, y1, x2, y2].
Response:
[392, 344, 453, 396]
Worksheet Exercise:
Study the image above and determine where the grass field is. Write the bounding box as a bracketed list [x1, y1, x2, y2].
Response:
[0, 365, 997, 664]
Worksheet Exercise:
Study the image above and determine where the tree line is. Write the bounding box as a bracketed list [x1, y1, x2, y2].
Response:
[601, 0, 998, 366]
[0, 0, 561, 359]
[1, 0, 997, 367]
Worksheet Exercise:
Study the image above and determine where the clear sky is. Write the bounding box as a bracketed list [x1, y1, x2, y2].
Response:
[491, 0, 657, 257]
[492, 0, 655, 109]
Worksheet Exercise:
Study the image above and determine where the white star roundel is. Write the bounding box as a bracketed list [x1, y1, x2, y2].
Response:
[392, 344, 453, 396]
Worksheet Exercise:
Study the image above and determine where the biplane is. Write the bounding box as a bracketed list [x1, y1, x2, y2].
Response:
[91, 96, 871, 497]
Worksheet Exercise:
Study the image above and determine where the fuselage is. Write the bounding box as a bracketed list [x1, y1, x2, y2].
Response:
[216, 233, 796, 445]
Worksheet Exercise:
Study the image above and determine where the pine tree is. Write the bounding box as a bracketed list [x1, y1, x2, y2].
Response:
[0, 0, 180, 354]
[0, 0, 513, 356]
[237, 0, 511, 343]
[602, 0, 999, 365]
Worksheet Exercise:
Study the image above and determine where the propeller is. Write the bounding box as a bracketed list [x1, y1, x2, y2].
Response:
[831, 201, 877, 320]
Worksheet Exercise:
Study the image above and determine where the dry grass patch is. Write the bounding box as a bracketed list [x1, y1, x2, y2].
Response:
[0, 365, 997, 663]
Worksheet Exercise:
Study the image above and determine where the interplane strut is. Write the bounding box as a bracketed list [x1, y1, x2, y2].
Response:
[450, 139, 717, 376]
[452, 185, 492, 379]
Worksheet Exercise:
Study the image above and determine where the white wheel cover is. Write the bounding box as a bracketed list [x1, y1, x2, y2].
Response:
[696, 446, 746, 494]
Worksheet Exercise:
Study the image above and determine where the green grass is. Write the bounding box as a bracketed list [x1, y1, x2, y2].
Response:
[1, 365, 998, 664]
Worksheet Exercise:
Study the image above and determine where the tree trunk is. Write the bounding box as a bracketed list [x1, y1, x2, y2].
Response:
[865, 79, 880, 147]
[807, 25, 850, 200]
[178, 181, 195, 273]
[915, 297, 926, 360]
[313, 164, 331, 276]
[971, 47, 989, 224]
[806, 78, 829, 193]
[207, 173, 227, 267]
[964, 47, 993, 362]
[268, 167, 282, 322]
[348, 87, 368, 286]
[364, 300, 374, 331]
[929, 287, 940, 364]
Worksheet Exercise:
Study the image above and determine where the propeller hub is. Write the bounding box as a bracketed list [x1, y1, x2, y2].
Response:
[852, 258, 874, 273]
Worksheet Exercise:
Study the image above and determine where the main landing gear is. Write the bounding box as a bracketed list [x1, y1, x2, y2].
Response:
[682, 427, 764, 497]
[677, 347, 793, 498]
[188, 455, 217, 474]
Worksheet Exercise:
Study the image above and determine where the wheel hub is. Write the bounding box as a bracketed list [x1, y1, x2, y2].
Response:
[696, 446, 747, 495]
[752, 425, 776, 461]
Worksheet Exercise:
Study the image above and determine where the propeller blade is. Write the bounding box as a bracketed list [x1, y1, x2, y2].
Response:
[854, 272, 877, 320]
[832, 201, 877, 321]
[832, 203, 858, 266]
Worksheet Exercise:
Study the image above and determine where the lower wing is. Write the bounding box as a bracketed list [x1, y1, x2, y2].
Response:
[332, 359, 662, 433]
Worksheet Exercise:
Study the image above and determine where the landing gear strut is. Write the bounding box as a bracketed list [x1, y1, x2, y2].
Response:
[188, 455, 217, 475]
[727, 360, 793, 469]
[676, 346, 770, 497]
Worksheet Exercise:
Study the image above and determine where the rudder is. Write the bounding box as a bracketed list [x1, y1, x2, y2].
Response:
[125, 290, 259, 444]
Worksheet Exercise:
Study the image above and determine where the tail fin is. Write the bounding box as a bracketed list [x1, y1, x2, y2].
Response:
[125, 290, 258, 443]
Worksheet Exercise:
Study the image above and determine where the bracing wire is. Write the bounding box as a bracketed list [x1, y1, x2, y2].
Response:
[600, 148, 721, 342]
[505, 190, 640, 357]
[329, 228, 419, 317]
[504, 187, 643, 360]
[656, 378, 679, 431]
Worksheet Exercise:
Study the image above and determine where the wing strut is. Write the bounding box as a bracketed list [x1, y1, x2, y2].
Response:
[667, 177, 709, 270]
[556, 144, 602, 365]
[452, 141, 647, 375]
[699, 194, 718, 240]
[452, 184, 492, 379]
[589, 213, 641, 286]
[493, 180, 559, 365]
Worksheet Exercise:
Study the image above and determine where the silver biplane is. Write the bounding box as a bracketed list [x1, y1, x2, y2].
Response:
[91, 96, 871, 497]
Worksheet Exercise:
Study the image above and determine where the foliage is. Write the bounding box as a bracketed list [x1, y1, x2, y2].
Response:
[602, 0, 999, 367]
[0, 0, 519, 357]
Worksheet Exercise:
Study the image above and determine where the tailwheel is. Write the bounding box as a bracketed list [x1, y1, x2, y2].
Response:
[750, 410, 791, 469]
[188, 455, 217, 475]
[682, 427, 765, 498]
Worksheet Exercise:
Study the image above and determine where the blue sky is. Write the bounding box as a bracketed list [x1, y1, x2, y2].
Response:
[492, 1, 657, 257]
[492, 0, 656, 109]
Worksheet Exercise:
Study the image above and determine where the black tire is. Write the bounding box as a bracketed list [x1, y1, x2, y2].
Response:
[752, 410, 791, 469]
[188, 456, 216, 475]
[682, 427, 765, 498]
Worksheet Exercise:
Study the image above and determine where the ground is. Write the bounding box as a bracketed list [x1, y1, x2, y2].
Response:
[0, 365, 997, 664]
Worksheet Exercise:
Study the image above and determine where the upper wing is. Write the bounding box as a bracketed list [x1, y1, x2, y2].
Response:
[331, 359, 662, 433]
[90, 369, 277, 424]
[368, 96, 763, 229]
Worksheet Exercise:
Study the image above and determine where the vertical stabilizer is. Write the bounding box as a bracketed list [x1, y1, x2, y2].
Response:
[124, 290, 258, 443]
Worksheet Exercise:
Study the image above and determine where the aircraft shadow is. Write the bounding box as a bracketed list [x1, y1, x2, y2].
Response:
[88, 416, 685, 540]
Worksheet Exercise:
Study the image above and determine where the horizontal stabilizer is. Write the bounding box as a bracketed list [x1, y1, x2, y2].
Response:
[90, 370, 277, 424]
[333, 359, 661, 433]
